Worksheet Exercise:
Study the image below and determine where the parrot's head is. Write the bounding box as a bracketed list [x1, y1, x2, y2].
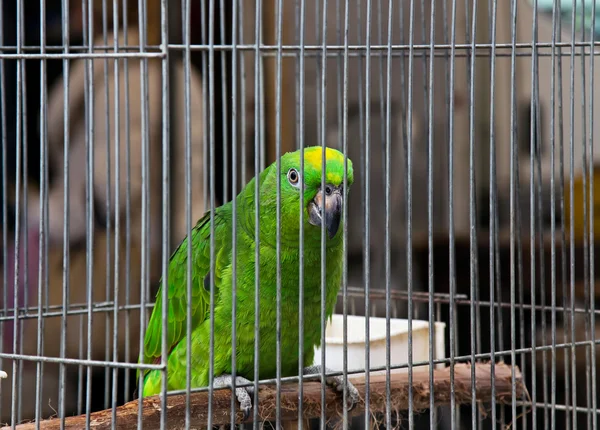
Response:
[263, 146, 353, 243]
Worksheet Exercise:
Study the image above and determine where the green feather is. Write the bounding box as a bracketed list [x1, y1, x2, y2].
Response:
[139, 211, 227, 372]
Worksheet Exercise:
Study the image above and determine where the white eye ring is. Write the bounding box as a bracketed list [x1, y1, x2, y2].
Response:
[287, 168, 300, 187]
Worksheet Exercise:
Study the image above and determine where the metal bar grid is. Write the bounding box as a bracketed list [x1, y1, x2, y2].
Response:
[0, 1, 597, 429]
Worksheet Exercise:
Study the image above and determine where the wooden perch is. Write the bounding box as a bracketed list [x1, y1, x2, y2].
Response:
[5, 362, 528, 429]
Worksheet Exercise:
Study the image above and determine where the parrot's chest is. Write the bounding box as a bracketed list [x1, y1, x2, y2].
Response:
[218, 244, 343, 380]
[231, 280, 337, 380]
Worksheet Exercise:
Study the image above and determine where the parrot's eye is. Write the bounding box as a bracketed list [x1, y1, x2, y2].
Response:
[287, 168, 300, 186]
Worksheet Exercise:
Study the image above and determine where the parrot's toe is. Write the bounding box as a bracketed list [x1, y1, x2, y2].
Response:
[235, 386, 253, 421]
[303, 365, 361, 411]
[212, 374, 255, 422]
[325, 374, 360, 411]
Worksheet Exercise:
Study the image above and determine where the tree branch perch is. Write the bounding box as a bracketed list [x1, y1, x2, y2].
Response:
[4, 362, 528, 429]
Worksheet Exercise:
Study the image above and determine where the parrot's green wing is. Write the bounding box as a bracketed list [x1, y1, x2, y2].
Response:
[138, 208, 231, 380]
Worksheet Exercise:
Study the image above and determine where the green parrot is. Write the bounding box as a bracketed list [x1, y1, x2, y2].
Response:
[138, 146, 358, 418]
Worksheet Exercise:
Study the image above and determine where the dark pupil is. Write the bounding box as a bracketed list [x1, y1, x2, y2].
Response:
[325, 186, 332, 195]
[290, 171, 297, 182]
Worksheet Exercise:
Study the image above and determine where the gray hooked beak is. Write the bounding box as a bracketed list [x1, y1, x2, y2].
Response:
[308, 184, 343, 239]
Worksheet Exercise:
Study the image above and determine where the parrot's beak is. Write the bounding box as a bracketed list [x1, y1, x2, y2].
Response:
[308, 185, 343, 239]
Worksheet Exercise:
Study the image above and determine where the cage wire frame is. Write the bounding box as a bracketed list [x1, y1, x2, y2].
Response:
[0, 0, 598, 429]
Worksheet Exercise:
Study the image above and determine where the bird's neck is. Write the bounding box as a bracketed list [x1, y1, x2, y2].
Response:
[235, 190, 335, 250]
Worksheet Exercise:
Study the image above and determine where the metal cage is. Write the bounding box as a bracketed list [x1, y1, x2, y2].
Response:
[0, 0, 597, 429]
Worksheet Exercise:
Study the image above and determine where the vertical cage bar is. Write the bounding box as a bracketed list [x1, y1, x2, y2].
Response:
[568, 1, 578, 427]
[58, 0, 72, 425]
[334, 0, 343, 156]
[467, 0, 480, 427]
[535, 0, 550, 426]
[207, 0, 217, 428]
[319, 1, 328, 428]
[488, 0, 499, 428]
[0, 0, 5, 412]
[577, 2, 593, 429]
[18, 0, 29, 417]
[384, 1, 393, 428]
[110, 0, 122, 426]
[239, 0, 247, 187]
[10, 0, 24, 424]
[200, 0, 208, 212]
[0, 6, 6, 420]
[529, 0, 539, 427]
[362, 1, 372, 428]
[406, 0, 415, 428]
[137, 0, 151, 424]
[446, 0, 458, 426]
[252, 1, 262, 428]
[100, 0, 112, 411]
[35, 0, 49, 424]
[183, 0, 193, 427]
[219, 1, 229, 206]
[588, 0, 598, 427]
[274, 0, 284, 427]
[122, 0, 133, 404]
[549, 0, 562, 427]
[228, 0, 239, 425]
[84, 0, 96, 426]
[159, 0, 171, 427]
[297, 1, 306, 428]
[341, 1, 350, 427]
[508, 0, 518, 428]
[427, 0, 436, 426]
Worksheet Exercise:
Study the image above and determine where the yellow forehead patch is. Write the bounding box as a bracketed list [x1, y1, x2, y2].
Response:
[304, 146, 344, 167]
[326, 172, 343, 185]
[304, 147, 345, 185]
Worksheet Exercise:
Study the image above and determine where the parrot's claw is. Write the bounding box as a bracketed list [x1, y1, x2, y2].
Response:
[212, 374, 254, 421]
[303, 365, 360, 411]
